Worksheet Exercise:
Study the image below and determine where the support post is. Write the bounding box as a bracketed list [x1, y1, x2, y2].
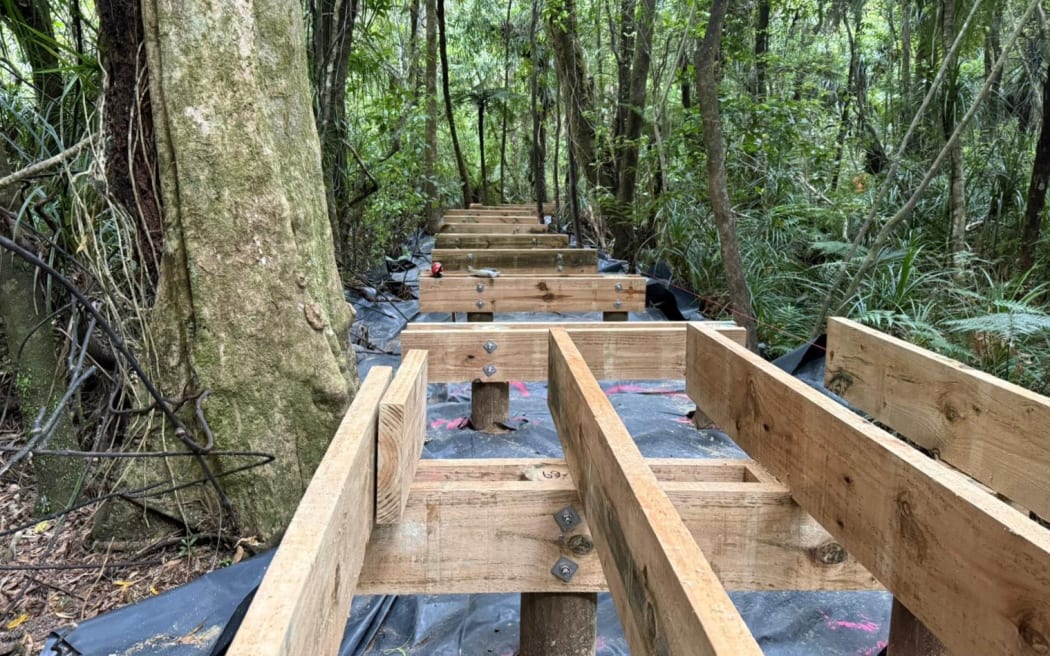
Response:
[520, 592, 597, 656]
[467, 311, 510, 432]
[887, 600, 952, 656]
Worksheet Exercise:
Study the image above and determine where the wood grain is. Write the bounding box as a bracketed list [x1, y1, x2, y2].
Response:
[357, 461, 878, 594]
[419, 274, 645, 313]
[548, 329, 762, 655]
[686, 324, 1050, 656]
[826, 317, 1050, 517]
[439, 222, 550, 234]
[434, 233, 569, 249]
[431, 248, 597, 274]
[376, 350, 429, 524]
[227, 367, 393, 656]
[402, 323, 746, 382]
[442, 214, 543, 224]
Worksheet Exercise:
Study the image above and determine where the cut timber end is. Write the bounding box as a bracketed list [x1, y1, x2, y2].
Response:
[520, 592, 598, 656]
[547, 329, 762, 656]
[227, 367, 393, 656]
[686, 324, 1050, 656]
[376, 350, 428, 525]
[826, 317, 1050, 519]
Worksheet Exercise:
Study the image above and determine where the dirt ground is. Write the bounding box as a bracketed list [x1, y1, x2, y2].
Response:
[0, 441, 236, 655]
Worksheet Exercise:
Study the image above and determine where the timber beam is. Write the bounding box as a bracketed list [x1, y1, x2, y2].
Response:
[376, 350, 428, 524]
[418, 274, 645, 314]
[686, 324, 1050, 656]
[438, 222, 550, 234]
[442, 214, 544, 224]
[357, 458, 878, 594]
[402, 322, 745, 382]
[548, 328, 763, 654]
[431, 248, 597, 274]
[434, 233, 569, 249]
[825, 317, 1050, 518]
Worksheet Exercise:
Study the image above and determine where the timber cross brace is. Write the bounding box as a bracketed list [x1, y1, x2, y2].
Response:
[227, 319, 1050, 656]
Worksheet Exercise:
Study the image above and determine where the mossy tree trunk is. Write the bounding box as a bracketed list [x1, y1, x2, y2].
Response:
[95, 0, 359, 545]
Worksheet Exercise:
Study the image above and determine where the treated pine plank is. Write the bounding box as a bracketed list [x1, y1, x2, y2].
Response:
[357, 464, 877, 594]
[401, 323, 746, 382]
[439, 222, 550, 234]
[228, 367, 393, 656]
[419, 274, 644, 313]
[441, 214, 543, 224]
[686, 324, 1050, 656]
[434, 233, 569, 249]
[376, 350, 429, 524]
[825, 317, 1050, 518]
[409, 458, 759, 483]
[548, 329, 762, 656]
[432, 248, 597, 274]
[403, 320, 741, 331]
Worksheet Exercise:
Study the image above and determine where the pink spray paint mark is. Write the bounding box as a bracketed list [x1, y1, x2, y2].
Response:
[605, 384, 647, 395]
[674, 416, 694, 425]
[509, 381, 530, 397]
[821, 611, 880, 634]
[430, 417, 469, 430]
[859, 641, 888, 656]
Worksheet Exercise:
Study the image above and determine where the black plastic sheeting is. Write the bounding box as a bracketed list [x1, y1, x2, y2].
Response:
[44, 233, 892, 655]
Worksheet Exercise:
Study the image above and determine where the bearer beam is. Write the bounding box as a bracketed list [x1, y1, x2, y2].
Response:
[431, 249, 597, 274]
[548, 329, 762, 655]
[439, 222, 550, 234]
[419, 275, 644, 314]
[443, 214, 541, 224]
[402, 323, 746, 382]
[686, 324, 1050, 656]
[435, 233, 569, 249]
[228, 367, 393, 656]
[376, 350, 428, 524]
[357, 459, 877, 594]
[825, 317, 1050, 518]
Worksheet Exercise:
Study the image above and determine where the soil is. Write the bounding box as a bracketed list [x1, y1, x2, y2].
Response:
[0, 437, 238, 655]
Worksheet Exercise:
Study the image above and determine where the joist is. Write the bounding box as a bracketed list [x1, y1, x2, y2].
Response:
[431, 248, 597, 274]
[359, 459, 876, 595]
[418, 274, 645, 314]
[825, 317, 1050, 518]
[441, 214, 543, 224]
[376, 350, 429, 524]
[686, 324, 1050, 656]
[448, 208, 539, 216]
[402, 323, 746, 382]
[227, 367, 393, 656]
[438, 222, 550, 234]
[469, 202, 555, 213]
[434, 233, 569, 249]
[548, 329, 762, 655]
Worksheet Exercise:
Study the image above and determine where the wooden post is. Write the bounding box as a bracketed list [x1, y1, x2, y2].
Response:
[519, 592, 597, 656]
[467, 311, 510, 432]
[887, 600, 952, 656]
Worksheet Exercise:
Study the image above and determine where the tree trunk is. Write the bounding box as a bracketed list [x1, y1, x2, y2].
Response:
[424, 0, 441, 233]
[695, 0, 758, 351]
[94, 0, 359, 544]
[752, 0, 770, 99]
[97, 0, 164, 285]
[943, 0, 967, 263]
[499, 0, 513, 203]
[308, 0, 359, 272]
[478, 99, 489, 205]
[529, 0, 545, 212]
[438, 0, 472, 206]
[608, 0, 656, 261]
[1019, 60, 1050, 274]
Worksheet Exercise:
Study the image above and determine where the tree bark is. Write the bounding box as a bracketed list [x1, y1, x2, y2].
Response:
[478, 98, 489, 205]
[695, 0, 758, 351]
[1019, 59, 1050, 273]
[752, 0, 770, 99]
[98, 0, 164, 286]
[424, 0, 441, 233]
[308, 0, 359, 272]
[943, 0, 967, 263]
[499, 0, 513, 203]
[438, 0, 472, 207]
[95, 0, 359, 544]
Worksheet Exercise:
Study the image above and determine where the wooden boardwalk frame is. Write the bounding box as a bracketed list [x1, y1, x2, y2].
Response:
[418, 274, 645, 314]
[234, 205, 1050, 655]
